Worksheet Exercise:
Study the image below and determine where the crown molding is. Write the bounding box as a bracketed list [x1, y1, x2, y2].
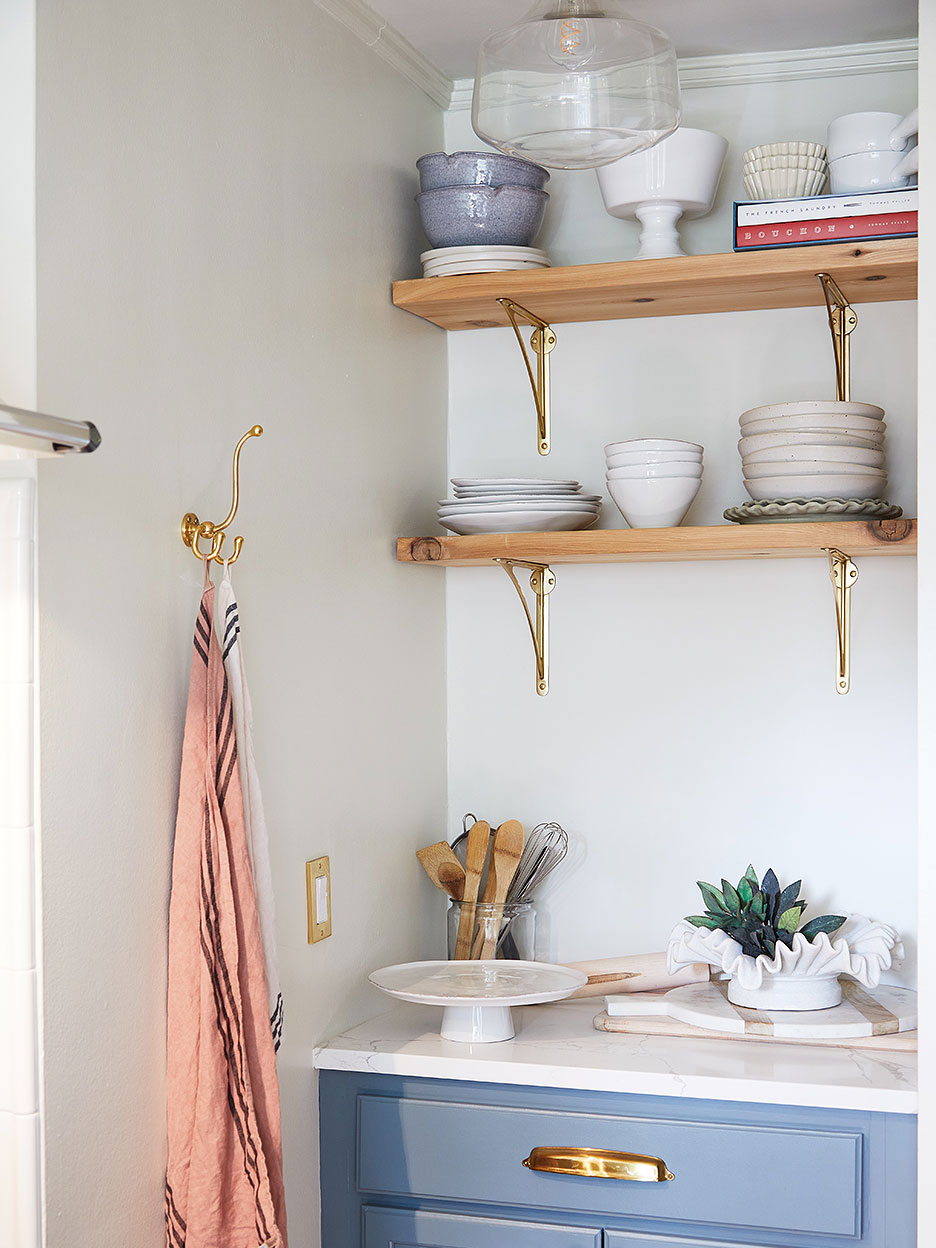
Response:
[310, 1, 917, 113]
[678, 37, 919, 89]
[447, 37, 918, 112]
[310, 0, 452, 109]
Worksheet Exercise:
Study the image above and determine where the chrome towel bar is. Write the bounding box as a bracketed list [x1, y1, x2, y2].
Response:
[0, 403, 101, 454]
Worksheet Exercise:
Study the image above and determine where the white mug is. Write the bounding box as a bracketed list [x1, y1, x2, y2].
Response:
[827, 109, 917, 160]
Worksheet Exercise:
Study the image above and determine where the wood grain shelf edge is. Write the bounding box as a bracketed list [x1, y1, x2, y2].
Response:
[397, 519, 917, 567]
[391, 239, 917, 331]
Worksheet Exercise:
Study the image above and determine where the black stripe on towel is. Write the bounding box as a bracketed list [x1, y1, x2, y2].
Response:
[165, 1181, 187, 1247]
[199, 799, 272, 1244]
[222, 624, 240, 663]
[270, 993, 284, 1052]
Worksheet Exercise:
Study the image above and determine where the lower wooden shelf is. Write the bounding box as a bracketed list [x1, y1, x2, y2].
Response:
[397, 519, 917, 568]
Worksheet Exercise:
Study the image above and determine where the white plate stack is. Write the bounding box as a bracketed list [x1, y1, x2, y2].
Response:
[739, 401, 888, 500]
[439, 478, 601, 535]
[421, 246, 551, 277]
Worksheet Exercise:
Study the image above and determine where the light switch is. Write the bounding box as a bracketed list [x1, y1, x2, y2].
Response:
[306, 856, 332, 943]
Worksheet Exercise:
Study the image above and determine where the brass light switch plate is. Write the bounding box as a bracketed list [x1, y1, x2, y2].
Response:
[306, 856, 332, 943]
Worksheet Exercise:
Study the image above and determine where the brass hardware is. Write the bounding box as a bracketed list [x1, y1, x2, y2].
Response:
[816, 273, 858, 402]
[498, 298, 557, 455]
[824, 547, 858, 695]
[306, 856, 332, 943]
[496, 559, 556, 696]
[181, 425, 263, 565]
[522, 1146, 674, 1183]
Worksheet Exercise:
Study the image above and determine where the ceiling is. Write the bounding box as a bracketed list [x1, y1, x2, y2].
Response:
[366, 0, 918, 82]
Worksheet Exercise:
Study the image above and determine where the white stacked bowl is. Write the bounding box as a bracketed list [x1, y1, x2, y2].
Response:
[738, 401, 887, 501]
[604, 439, 704, 529]
[742, 142, 828, 199]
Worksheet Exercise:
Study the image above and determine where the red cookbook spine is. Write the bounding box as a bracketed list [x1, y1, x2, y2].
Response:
[735, 211, 918, 249]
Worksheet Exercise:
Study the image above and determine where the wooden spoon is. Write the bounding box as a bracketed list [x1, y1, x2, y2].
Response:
[416, 842, 466, 900]
[454, 820, 490, 959]
[479, 820, 525, 960]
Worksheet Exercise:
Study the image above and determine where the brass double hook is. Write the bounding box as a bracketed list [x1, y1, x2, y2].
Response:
[181, 425, 263, 565]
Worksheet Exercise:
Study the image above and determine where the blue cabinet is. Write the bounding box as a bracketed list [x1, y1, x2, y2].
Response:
[364, 1207, 601, 1247]
[320, 1071, 916, 1248]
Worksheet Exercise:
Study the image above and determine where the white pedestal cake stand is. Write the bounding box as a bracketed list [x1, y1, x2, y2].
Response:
[369, 960, 587, 1043]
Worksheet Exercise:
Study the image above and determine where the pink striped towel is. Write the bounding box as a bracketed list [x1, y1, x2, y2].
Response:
[166, 561, 287, 1248]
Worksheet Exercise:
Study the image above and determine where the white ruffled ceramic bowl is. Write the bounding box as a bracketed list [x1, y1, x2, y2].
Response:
[668, 914, 903, 1011]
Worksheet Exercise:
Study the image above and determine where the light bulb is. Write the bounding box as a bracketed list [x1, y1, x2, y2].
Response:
[545, 8, 596, 69]
[472, 0, 681, 170]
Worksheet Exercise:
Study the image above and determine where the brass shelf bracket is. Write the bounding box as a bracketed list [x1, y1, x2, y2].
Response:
[498, 298, 557, 456]
[824, 547, 859, 694]
[181, 424, 263, 565]
[495, 558, 556, 696]
[816, 272, 858, 402]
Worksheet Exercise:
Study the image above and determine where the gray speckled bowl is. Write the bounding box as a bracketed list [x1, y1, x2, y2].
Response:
[417, 150, 550, 192]
[416, 185, 549, 248]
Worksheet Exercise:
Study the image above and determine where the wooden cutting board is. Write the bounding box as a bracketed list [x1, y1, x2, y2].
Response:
[594, 981, 917, 1052]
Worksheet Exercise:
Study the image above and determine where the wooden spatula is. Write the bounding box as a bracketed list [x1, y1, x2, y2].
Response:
[416, 841, 466, 900]
[454, 820, 490, 959]
[479, 820, 524, 960]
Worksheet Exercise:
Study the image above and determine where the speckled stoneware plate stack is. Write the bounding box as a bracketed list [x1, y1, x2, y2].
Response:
[438, 478, 601, 535]
[726, 399, 901, 523]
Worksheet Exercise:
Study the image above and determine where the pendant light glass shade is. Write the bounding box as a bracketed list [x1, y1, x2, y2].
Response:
[472, 0, 681, 170]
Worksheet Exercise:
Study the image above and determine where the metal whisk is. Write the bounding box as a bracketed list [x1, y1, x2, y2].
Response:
[506, 822, 568, 903]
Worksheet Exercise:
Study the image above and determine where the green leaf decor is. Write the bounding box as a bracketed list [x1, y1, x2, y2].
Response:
[685, 868, 845, 961]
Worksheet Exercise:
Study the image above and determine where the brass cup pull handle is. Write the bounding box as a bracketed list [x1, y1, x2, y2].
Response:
[522, 1146, 674, 1182]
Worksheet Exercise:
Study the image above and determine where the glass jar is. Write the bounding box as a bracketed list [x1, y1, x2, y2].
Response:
[446, 900, 536, 961]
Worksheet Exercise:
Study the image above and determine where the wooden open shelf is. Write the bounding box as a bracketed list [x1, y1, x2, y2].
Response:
[391, 238, 917, 331]
[397, 519, 917, 567]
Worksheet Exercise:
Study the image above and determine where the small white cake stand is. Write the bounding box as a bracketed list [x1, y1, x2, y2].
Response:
[369, 960, 587, 1043]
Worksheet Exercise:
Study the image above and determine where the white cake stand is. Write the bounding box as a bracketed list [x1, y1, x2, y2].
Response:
[369, 960, 587, 1043]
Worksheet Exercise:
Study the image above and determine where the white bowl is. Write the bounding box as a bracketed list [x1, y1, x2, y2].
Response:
[596, 127, 728, 260]
[605, 438, 703, 455]
[607, 476, 702, 529]
[744, 154, 827, 172]
[606, 449, 702, 468]
[742, 444, 885, 468]
[740, 400, 884, 425]
[738, 430, 884, 455]
[744, 473, 886, 501]
[743, 168, 827, 200]
[744, 141, 827, 162]
[607, 462, 703, 480]
[743, 460, 886, 480]
[741, 415, 887, 438]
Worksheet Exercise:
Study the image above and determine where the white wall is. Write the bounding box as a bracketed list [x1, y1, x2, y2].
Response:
[0, 3, 41, 1246]
[443, 71, 918, 974]
[34, 4, 446, 1246]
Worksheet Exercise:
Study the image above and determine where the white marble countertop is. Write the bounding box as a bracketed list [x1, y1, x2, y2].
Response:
[313, 998, 917, 1114]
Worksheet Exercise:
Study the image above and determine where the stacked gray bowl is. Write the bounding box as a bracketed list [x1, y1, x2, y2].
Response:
[415, 151, 550, 256]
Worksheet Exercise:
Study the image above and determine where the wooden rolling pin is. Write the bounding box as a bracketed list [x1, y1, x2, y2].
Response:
[563, 952, 713, 999]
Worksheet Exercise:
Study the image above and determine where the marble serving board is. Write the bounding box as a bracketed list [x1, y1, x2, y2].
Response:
[596, 981, 917, 1052]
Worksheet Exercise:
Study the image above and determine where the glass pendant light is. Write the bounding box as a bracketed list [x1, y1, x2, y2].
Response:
[472, 0, 681, 170]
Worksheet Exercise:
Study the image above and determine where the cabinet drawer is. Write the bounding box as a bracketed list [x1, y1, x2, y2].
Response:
[357, 1094, 862, 1238]
[363, 1206, 601, 1247]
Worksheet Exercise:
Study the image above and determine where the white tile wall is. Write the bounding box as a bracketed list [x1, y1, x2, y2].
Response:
[0, 477, 41, 1248]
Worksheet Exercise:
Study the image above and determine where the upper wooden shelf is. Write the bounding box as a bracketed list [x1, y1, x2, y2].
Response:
[391, 238, 917, 331]
[397, 518, 917, 567]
